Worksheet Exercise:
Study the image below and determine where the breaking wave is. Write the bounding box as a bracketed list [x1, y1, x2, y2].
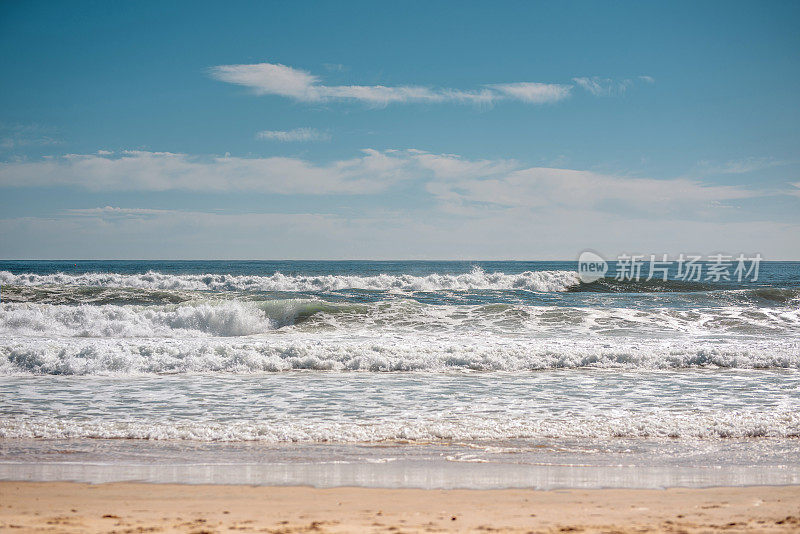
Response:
[1, 335, 798, 375]
[0, 268, 581, 293]
[2, 297, 799, 341]
[0, 299, 370, 338]
[2, 410, 798, 441]
[3, 270, 798, 305]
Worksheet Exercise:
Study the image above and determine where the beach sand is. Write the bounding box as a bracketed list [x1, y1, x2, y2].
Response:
[0, 482, 798, 533]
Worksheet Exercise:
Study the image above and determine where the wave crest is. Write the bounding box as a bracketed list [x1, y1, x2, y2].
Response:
[1, 300, 274, 338]
[3, 411, 798, 441]
[0, 268, 581, 293]
[2, 336, 798, 375]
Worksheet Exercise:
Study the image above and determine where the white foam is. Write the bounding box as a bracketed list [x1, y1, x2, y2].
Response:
[3, 298, 797, 341]
[1, 333, 797, 375]
[0, 267, 582, 292]
[0, 300, 274, 338]
[2, 409, 798, 441]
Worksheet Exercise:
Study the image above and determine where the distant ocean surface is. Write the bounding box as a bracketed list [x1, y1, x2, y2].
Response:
[1, 260, 799, 488]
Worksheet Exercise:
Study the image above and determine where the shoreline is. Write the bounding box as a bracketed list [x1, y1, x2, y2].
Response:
[1, 482, 799, 533]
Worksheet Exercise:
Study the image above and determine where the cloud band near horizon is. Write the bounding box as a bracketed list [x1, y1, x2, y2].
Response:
[0, 149, 769, 217]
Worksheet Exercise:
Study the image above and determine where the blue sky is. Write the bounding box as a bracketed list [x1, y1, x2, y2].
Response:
[1, 0, 798, 259]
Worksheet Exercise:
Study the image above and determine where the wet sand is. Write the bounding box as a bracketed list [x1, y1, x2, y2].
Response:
[1, 482, 799, 532]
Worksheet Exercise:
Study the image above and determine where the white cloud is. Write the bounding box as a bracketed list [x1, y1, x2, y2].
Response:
[490, 82, 572, 104]
[572, 76, 650, 96]
[424, 165, 756, 219]
[0, 148, 769, 222]
[0, 149, 414, 194]
[210, 62, 320, 99]
[405, 149, 518, 180]
[697, 157, 785, 175]
[67, 206, 174, 217]
[315, 84, 459, 105]
[0, 122, 62, 150]
[256, 128, 331, 142]
[209, 62, 570, 106]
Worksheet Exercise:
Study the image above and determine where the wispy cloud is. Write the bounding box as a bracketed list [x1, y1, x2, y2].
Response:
[405, 149, 518, 180]
[67, 206, 174, 218]
[0, 148, 766, 218]
[489, 83, 572, 104]
[1, 148, 795, 259]
[425, 165, 755, 217]
[209, 62, 572, 106]
[323, 63, 347, 72]
[572, 76, 653, 96]
[697, 157, 786, 175]
[0, 122, 62, 150]
[256, 127, 331, 142]
[0, 149, 415, 194]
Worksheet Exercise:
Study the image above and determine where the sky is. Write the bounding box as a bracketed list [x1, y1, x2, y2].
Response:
[0, 0, 799, 260]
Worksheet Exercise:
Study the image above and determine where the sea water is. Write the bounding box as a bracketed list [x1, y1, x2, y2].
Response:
[0, 260, 798, 488]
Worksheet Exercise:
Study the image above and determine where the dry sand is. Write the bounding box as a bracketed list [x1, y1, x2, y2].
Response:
[0, 481, 798, 533]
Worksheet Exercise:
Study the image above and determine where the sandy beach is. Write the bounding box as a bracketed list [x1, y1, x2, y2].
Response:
[0, 482, 798, 533]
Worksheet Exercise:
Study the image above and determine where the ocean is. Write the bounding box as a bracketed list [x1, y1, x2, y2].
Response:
[1, 260, 798, 489]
